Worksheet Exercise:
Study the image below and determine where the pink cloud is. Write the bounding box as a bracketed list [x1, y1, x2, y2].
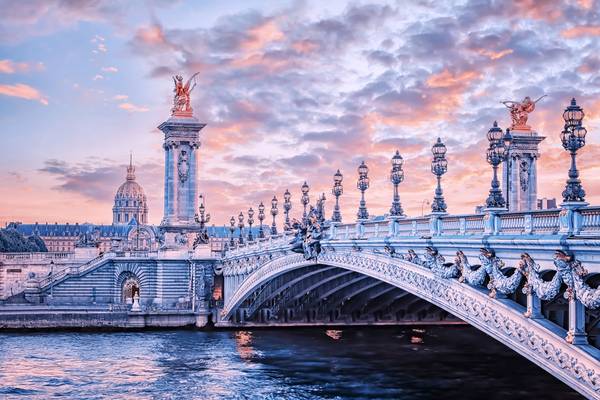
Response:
[240, 19, 284, 52]
[0, 83, 48, 105]
[0, 59, 44, 74]
[562, 25, 600, 38]
[118, 102, 149, 112]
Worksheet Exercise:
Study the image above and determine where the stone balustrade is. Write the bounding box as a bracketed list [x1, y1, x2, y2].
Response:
[225, 206, 600, 259]
[0, 252, 75, 262]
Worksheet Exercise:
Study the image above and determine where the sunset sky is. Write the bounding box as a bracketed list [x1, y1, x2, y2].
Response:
[1, 0, 600, 227]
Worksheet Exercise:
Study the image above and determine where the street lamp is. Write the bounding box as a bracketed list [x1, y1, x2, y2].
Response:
[258, 202, 266, 238]
[283, 189, 292, 231]
[485, 121, 508, 209]
[430, 138, 448, 213]
[196, 199, 211, 228]
[357, 161, 370, 220]
[229, 216, 235, 246]
[561, 98, 587, 203]
[49, 260, 54, 299]
[271, 195, 279, 235]
[238, 212, 245, 244]
[247, 207, 254, 241]
[301, 181, 310, 221]
[389, 151, 404, 217]
[332, 169, 343, 222]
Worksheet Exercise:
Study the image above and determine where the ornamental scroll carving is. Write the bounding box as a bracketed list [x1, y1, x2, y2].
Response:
[520, 159, 530, 192]
[178, 149, 190, 183]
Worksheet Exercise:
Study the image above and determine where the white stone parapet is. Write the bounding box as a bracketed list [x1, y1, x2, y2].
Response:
[224, 206, 600, 258]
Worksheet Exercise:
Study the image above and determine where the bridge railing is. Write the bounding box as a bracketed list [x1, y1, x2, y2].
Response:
[36, 253, 107, 289]
[0, 252, 75, 261]
[223, 206, 600, 257]
[580, 206, 600, 235]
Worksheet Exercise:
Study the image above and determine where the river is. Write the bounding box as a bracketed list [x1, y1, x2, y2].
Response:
[0, 326, 581, 399]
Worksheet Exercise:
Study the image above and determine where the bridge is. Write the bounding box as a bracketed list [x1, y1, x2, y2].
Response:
[2, 88, 599, 397]
[212, 97, 600, 397]
[217, 205, 600, 398]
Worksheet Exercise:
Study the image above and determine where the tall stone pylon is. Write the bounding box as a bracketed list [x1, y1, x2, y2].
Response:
[502, 129, 545, 212]
[158, 73, 205, 248]
[500, 96, 546, 212]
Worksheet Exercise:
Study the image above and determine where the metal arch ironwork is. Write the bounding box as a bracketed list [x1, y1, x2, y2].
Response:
[220, 249, 600, 399]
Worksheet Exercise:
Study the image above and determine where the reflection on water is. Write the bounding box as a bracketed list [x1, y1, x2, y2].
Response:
[235, 331, 255, 360]
[325, 329, 342, 340]
[0, 327, 582, 399]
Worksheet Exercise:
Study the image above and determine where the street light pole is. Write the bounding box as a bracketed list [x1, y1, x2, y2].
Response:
[485, 122, 510, 209]
[237, 212, 244, 245]
[247, 207, 254, 242]
[271, 196, 279, 235]
[258, 202, 265, 238]
[301, 181, 310, 222]
[561, 98, 587, 203]
[431, 138, 448, 213]
[356, 161, 370, 220]
[389, 151, 404, 217]
[332, 170, 343, 223]
[283, 189, 292, 231]
[229, 216, 235, 246]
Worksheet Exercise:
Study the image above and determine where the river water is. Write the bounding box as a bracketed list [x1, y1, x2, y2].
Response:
[0, 326, 581, 399]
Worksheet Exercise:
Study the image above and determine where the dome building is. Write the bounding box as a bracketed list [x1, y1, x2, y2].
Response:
[112, 156, 148, 225]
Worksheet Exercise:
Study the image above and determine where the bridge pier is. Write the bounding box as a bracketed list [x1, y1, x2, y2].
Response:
[567, 297, 588, 345]
[525, 292, 542, 319]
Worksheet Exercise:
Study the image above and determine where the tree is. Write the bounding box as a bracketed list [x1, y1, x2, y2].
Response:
[0, 228, 48, 253]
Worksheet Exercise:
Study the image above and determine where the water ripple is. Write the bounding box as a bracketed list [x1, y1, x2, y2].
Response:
[0, 327, 583, 399]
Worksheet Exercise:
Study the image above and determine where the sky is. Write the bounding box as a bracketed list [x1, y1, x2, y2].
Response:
[1, 0, 600, 228]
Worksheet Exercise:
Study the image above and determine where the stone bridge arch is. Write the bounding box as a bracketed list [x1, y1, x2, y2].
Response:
[221, 249, 600, 398]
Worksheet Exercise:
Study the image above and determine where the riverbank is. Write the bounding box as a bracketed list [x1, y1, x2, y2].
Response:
[0, 306, 207, 330]
[0, 306, 466, 331]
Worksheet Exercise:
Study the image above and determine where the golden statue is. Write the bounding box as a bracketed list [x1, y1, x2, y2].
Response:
[501, 95, 546, 130]
[171, 72, 199, 116]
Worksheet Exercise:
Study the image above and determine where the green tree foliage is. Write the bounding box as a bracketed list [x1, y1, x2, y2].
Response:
[0, 228, 48, 253]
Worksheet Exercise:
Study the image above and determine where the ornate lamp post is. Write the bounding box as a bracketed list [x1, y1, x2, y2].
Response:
[229, 216, 235, 246]
[237, 211, 244, 244]
[257, 202, 265, 238]
[271, 195, 279, 235]
[247, 207, 254, 242]
[430, 138, 448, 213]
[561, 98, 587, 203]
[485, 121, 509, 209]
[331, 169, 343, 222]
[356, 161, 370, 220]
[389, 151, 404, 217]
[283, 189, 292, 231]
[49, 260, 54, 298]
[301, 181, 310, 220]
[193, 198, 212, 248]
[196, 200, 211, 228]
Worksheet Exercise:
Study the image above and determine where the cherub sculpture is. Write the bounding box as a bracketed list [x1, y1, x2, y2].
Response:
[501, 95, 546, 129]
[171, 73, 200, 116]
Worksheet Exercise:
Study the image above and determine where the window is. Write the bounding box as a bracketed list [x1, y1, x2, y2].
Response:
[125, 213, 129, 221]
